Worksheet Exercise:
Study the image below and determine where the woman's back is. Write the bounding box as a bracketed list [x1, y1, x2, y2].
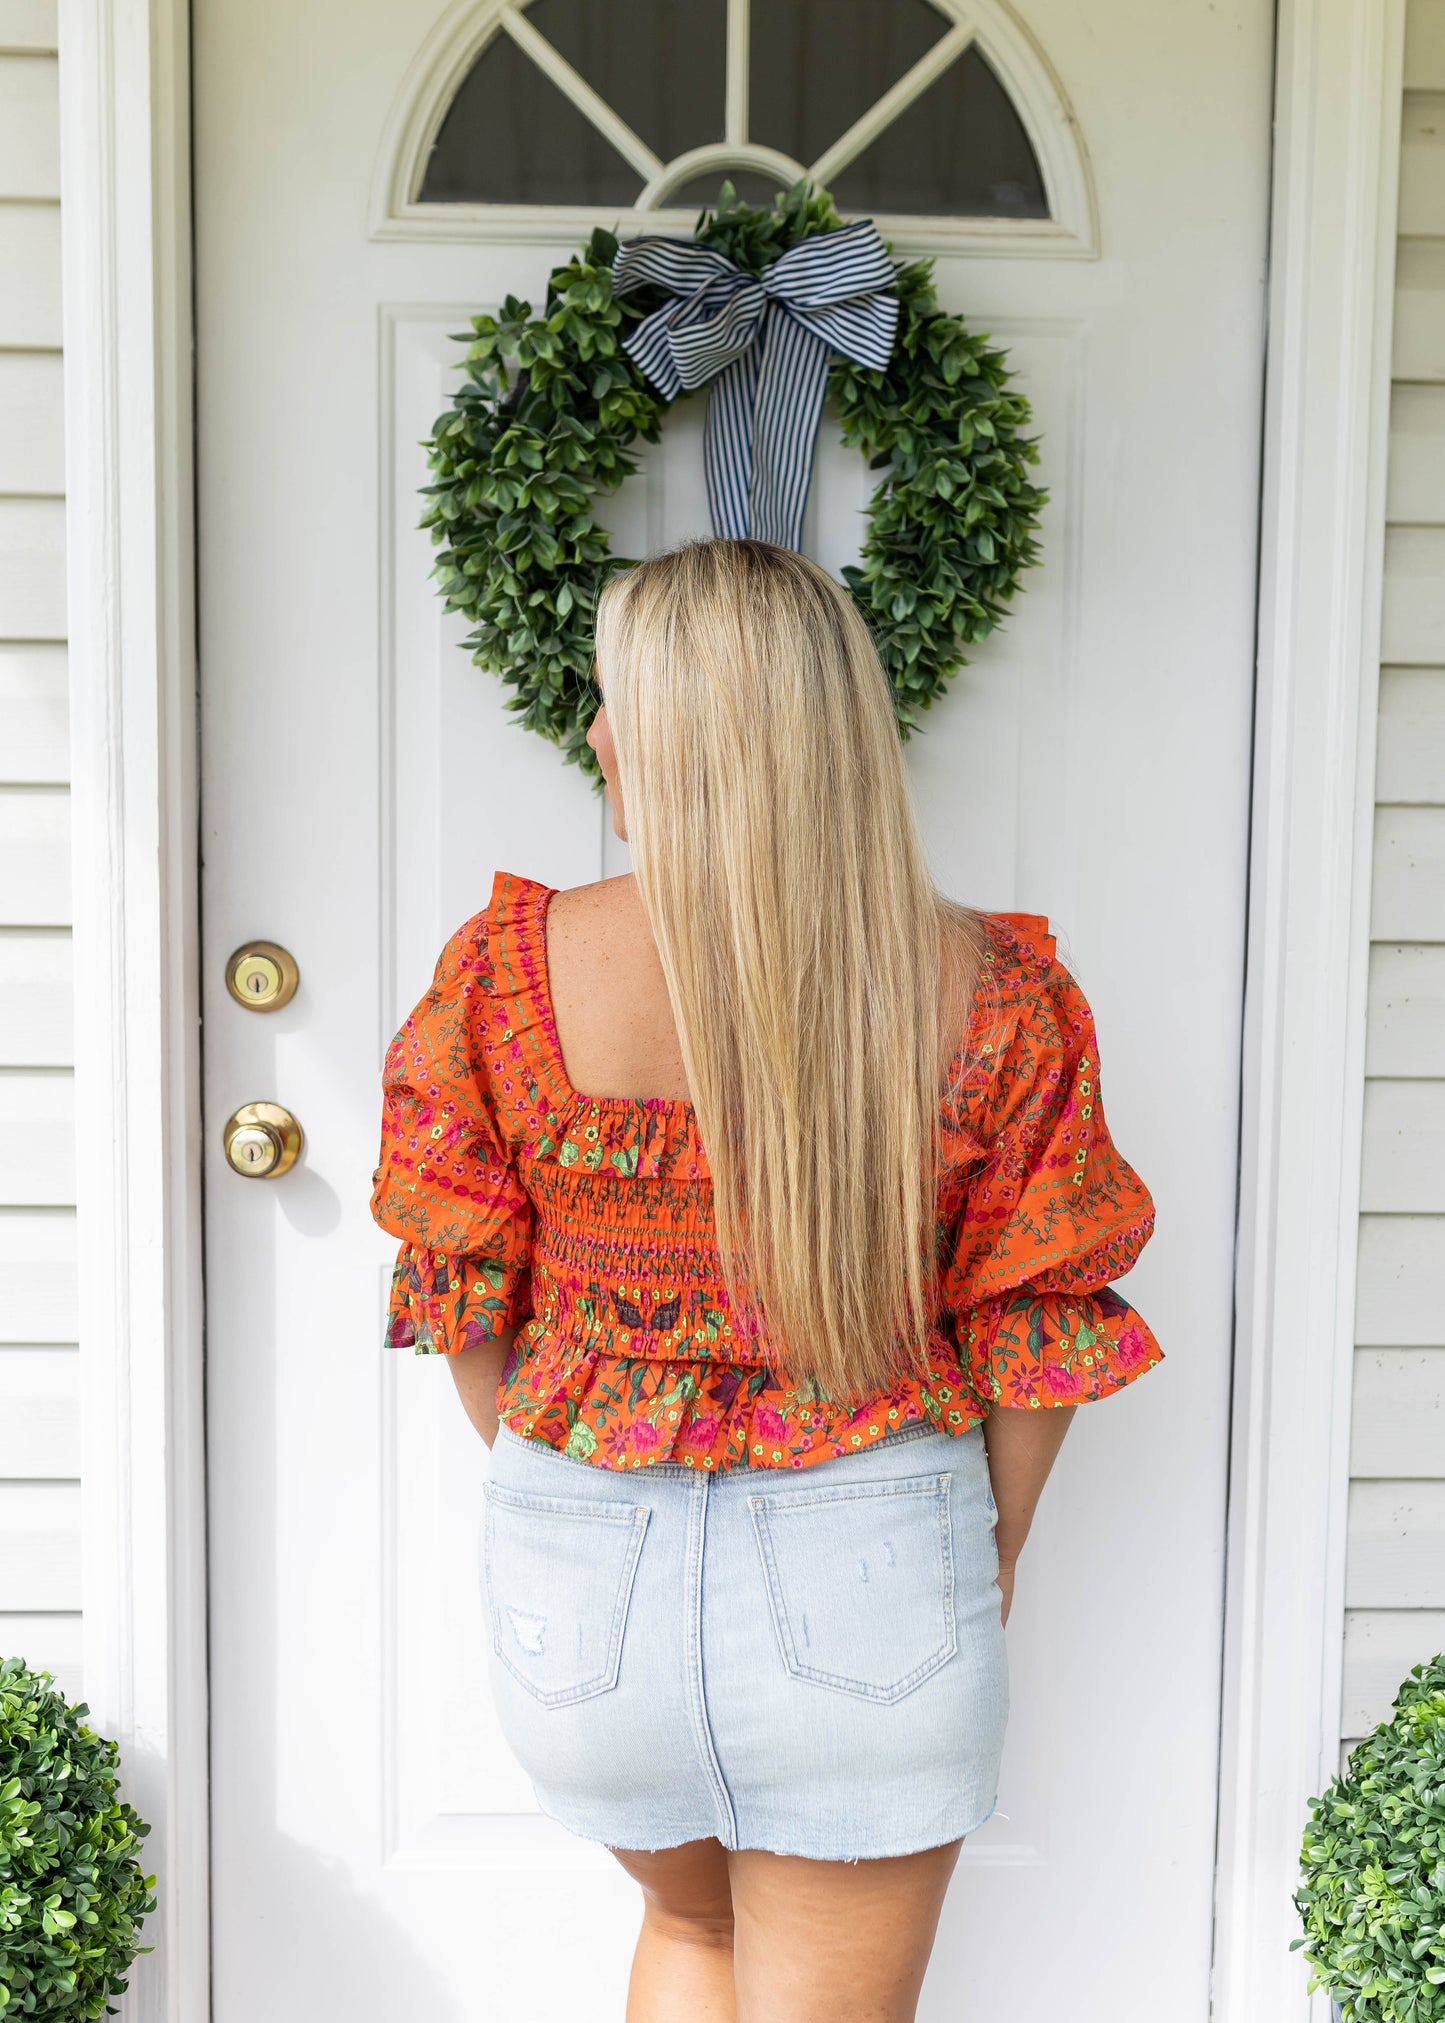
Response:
[371, 867, 1163, 1472]
[545, 874, 693, 1104]
[544, 873, 976, 1105]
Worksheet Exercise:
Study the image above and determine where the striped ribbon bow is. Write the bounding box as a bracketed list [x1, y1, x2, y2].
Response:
[612, 220, 899, 551]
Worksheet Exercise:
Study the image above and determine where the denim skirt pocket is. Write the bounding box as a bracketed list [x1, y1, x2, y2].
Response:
[483, 1482, 650, 1708]
[746, 1472, 957, 1703]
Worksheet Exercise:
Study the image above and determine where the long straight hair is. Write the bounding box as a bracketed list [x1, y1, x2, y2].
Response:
[595, 539, 986, 1400]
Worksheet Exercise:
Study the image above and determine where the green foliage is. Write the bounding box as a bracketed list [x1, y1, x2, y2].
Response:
[1293, 1652, 1445, 2019]
[421, 180, 1046, 778]
[0, 1658, 155, 2018]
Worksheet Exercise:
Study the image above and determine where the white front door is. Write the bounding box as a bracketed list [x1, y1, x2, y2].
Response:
[196, 1, 1272, 2014]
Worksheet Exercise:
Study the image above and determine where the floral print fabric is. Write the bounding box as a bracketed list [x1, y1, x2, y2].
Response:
[371, 871, 1164, 1471]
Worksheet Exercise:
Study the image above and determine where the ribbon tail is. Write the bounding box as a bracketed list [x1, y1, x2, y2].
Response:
[749, 308, 834, 550]
[703, 348, 760, 540]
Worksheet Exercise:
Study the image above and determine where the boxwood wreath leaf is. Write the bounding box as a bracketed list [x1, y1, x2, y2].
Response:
[421, 180, 1046, 782]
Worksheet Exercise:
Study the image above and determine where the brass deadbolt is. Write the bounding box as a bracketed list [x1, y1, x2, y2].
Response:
[224, 1102, 303, 1179]
[226, 941, 299, 1012]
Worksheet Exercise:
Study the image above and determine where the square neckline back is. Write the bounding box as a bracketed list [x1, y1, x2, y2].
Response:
[496, 866, 1017, 1120]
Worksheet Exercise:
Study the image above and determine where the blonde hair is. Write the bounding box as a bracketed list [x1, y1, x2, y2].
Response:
[595, 539, 986, 1400]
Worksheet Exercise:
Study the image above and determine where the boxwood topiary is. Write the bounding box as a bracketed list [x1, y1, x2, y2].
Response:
[0, 1657, 155, 2018]
[1293, 1651, 1445, 2019]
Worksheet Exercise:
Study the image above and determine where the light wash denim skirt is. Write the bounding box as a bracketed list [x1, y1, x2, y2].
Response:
[481, 1418, 1008, 1860]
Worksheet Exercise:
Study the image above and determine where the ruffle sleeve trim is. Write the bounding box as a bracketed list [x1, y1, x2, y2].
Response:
[938, 910, 1164, 1407]
[372, 901, 536, 1329]
[961, 1285, 1164, 1409]
[386, 1244, 534, 1357]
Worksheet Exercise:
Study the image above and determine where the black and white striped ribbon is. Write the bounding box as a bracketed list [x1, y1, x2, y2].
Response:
[612, 220, 899, 550]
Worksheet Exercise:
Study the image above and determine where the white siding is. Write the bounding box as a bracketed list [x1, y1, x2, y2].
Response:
[1344, 0, 1445, 1749]
[0, 2, 78, 1695]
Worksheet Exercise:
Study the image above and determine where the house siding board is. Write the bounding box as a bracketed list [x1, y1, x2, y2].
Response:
[1366, 942, 1445, 1075]
[1388, 384, 1445, 518]
[0, 52, 59, 199]
[1371, 807, 1445, 938]
[0, 355, 65, 495]
[0, 207, 60, 346]
[1350, 1350, 1445, 1476]
[0, 1615, 79, 1699]
[0, 1483, 80, 1612]
[0, 1212, 76, 1339]
[0, 1347, 78, 1477]
[0, 789, 71, 925]
[1359, 1080, 1445, 1211]
[1342, 1611, 1445, 1738]
[1394, 239, 1445, 382]
[0, 1073, 75, 1205]
[1406, 4, 1445, 92]
[1343, 1, 1445, 1748]
[0, 933, 71, 1064]
[1376, 667, 1445, 800]
[1380, 527, 1445, 662]
[1399, 93, 1445, 238]
[0, 30, 75, 1692]
[0, 644, 67, 782]
[0, 497, 66, 641]
[0, 3, 56, 56]
[1356, 1215, 1445, 1344]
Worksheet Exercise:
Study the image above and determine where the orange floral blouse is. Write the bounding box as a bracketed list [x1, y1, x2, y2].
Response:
[371, 870, 1164, 1473]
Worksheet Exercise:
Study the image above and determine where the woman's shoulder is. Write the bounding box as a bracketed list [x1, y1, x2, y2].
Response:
[429, 867, 559, 981]
[949, 908, 1093, 1114]
[460, 867, 639, 939]
[543, 870, 643, 939]
[957, 908, 1063, 1045]
[980, 909, 1059, 981]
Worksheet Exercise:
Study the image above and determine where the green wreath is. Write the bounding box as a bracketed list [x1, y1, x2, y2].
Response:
[421, 181, 1046, 781]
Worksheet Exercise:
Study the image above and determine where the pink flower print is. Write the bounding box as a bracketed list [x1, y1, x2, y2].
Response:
[754, 1405, 786, 1443]
[1115, 1323, 1153, 1372]
[685, 1415, 720, 1447]
[602, 1423, 635, 1463]
[1043, 1359, 1086, 1400]
[630, 1419, 661, 1452]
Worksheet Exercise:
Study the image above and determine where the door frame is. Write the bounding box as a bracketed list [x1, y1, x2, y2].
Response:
[57, 1, 207, 2019]
[54, 0, 1405, 2015]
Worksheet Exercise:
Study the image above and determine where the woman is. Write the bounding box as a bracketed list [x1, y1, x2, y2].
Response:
[372, 539, 1163, 2021]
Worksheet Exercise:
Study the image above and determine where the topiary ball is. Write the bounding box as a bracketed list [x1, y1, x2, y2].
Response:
[1293, 1650, 1445, 2020]
[0, 1657, 156, 2019]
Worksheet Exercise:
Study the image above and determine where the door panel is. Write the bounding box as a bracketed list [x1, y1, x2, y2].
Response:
[198, 1, 1271, 2015]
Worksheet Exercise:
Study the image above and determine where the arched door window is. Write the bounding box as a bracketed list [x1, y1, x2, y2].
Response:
[375, 0, 1095, 249]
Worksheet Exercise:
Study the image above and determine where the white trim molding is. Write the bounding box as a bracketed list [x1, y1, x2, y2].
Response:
[367, 0, 1098, 256]
[1214, 0, 1406, 2015]
[57, 1, 208, 2019]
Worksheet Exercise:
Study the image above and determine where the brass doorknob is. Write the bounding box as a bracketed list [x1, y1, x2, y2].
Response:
[225, 941, 299, 1012]
[223, 1102, 303, 1179]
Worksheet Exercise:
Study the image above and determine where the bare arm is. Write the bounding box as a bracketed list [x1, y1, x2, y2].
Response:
[446, 1327, 518, 1448]
[982, 1403, 1077, 1625]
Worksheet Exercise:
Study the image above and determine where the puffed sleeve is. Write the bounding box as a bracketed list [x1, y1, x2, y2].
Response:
[370, 912, 533, 1355]
[940, 923, 1164, 1409]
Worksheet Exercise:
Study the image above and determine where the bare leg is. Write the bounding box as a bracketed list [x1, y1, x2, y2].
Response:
[611, 1838, 737, 2023]
[729, 1840, 962, 2023]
